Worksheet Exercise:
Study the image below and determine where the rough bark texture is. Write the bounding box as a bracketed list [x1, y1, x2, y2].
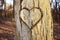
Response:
[14, 0, 53, 40]
[14, 0, 21, 40]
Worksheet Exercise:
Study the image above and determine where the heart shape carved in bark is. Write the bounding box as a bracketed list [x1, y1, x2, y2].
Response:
[20, 8, 43, 29]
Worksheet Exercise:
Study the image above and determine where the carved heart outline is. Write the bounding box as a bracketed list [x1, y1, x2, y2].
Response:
[20, 7, 43, 30]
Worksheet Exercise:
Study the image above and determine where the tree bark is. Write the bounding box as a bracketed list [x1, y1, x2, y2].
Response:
[14, 0, 53, 40]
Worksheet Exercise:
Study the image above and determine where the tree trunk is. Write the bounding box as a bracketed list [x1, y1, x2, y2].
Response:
[14, 0, 53, 40]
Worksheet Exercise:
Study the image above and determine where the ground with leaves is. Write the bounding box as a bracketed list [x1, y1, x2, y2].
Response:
[0, 18, 16, 40]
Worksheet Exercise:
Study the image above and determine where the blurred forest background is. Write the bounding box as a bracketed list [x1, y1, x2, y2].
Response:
[0, 0, 16, 40]
[51, 0, 60, 40]
[0, 0, 60, 40]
